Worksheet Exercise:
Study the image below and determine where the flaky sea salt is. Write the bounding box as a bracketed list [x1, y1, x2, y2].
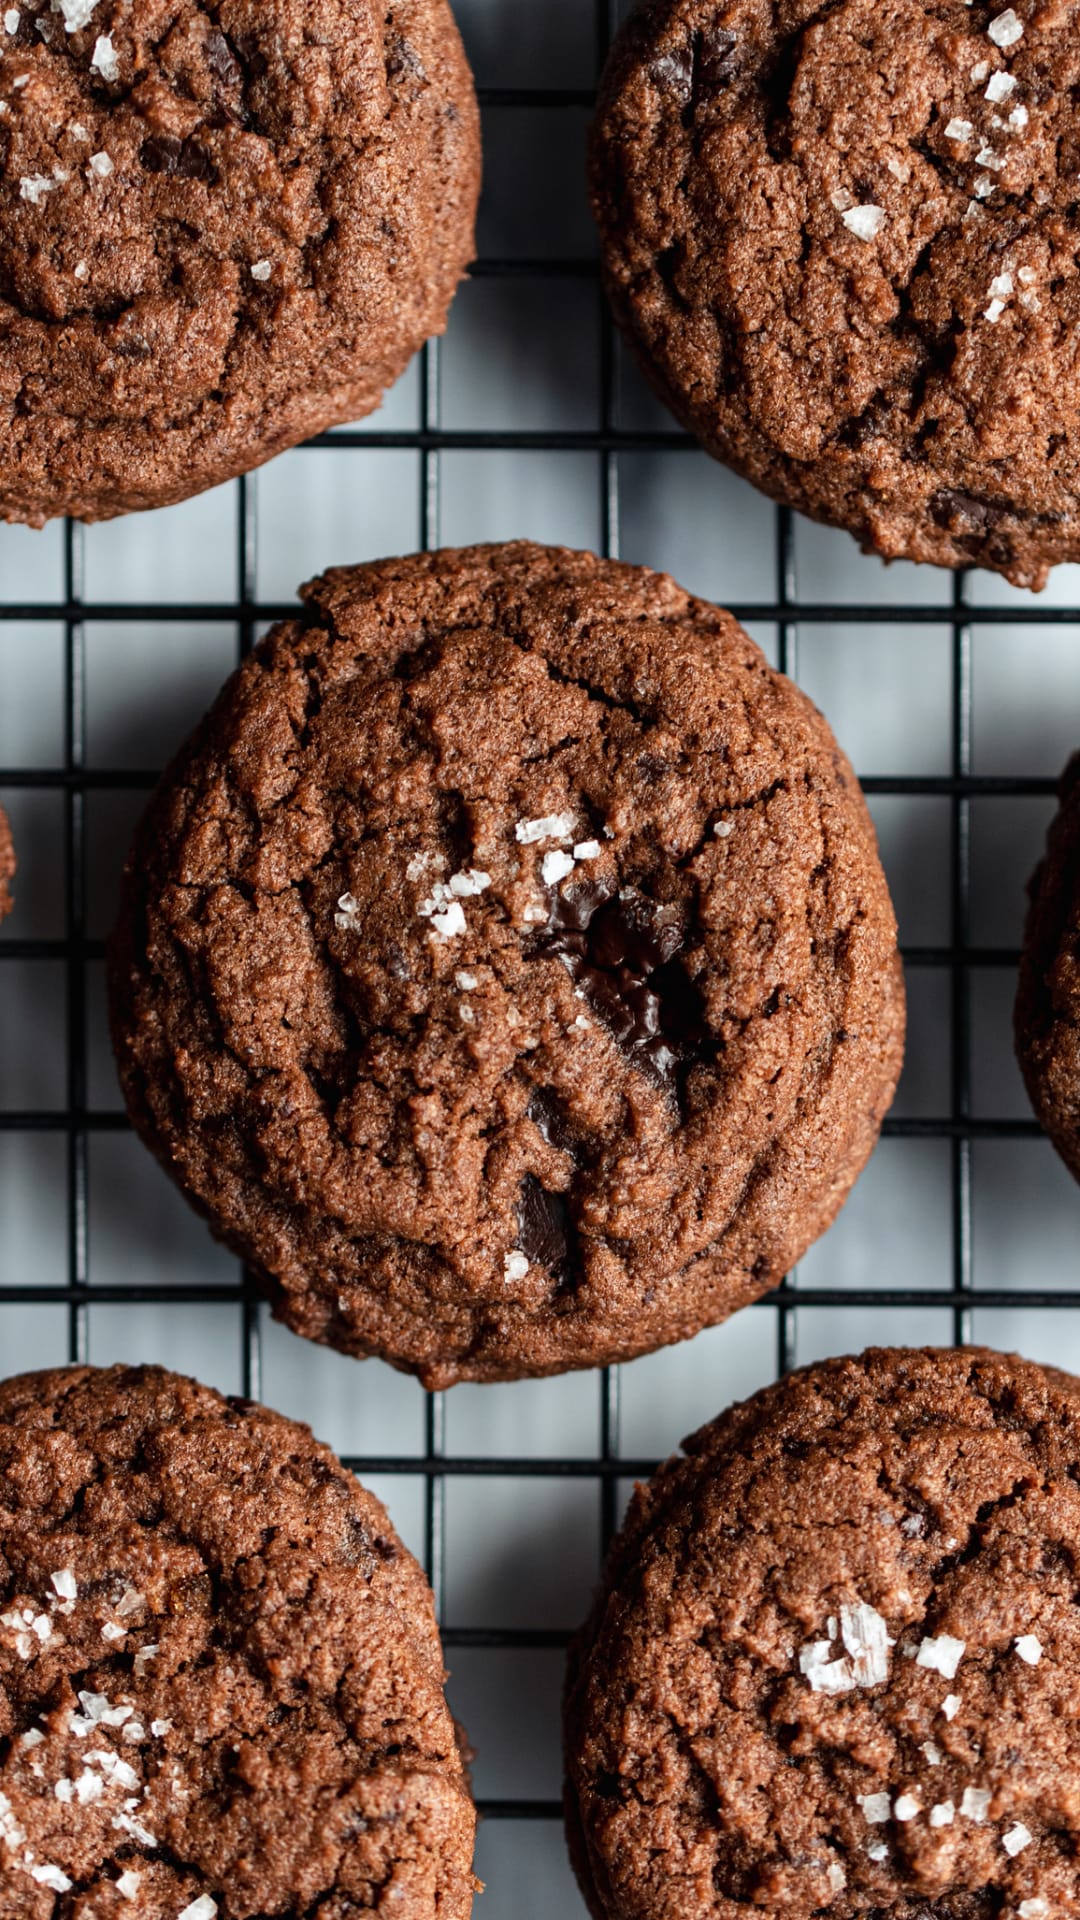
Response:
[51, 0, 99, 29]
[251, 259, 272, 282]
[827, 1863, 845, 1893]
[842, 205, 886, 242]
[941, 1693, 961, 1720]
[3, 10, 19, 32]
[31, 1865, 72, 1892]
[916, 1634, 965, 1679]
[541, 849, 576, 886]
[894, 1795, 920, 1822]
[984, 298, 1006, 323]
[945, 118, 974, 141]
[178, 1899, 218, 1920]
[1014, 1634, 1042, 1665]
[1019, 1902, 1049, 1919]
[74, 260, 89, 281]
[448, 869, 492, 898]
[1003, 1822, 1032, 1856]
[985, 70, 1017, 102]
[504, 1250, 529, 1282]
[988, 8, 1024, 48]
[921, 1742, 942, 1766]
[857, 1792, 891, 1824]
[929, 1801, 955, 1828]
[19, 175, 57, 204]
[116, 1873, 141, 1901]
[87, 150, 113, 178]
[516, 813, 575, 846]
[961, 1786, 991, 1822]
[801, 1601, 893, 1694]
[574, 841, 601, 860]
[90, 31, 117, 78]
[867, 1842, 889, 1862]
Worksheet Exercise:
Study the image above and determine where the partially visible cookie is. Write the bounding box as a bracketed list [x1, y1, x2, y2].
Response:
[0, 1363, 477, 1917]
[565, 1345, 1080, 1920]
[0, 803, 13, 920]
[1015, 752, 1080, 1179]
[0, 0, 479, 523]
[592, 0, 1080, 589]
[108, 541, 904, 1387]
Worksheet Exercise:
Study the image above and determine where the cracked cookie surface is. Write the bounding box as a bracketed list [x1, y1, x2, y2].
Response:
[1015, 751, 1080, 1184]
[107, 541, 904, 1386]
[0, 803, 13, 920]
[592, 0, 1080, 588]
[565, 1345, 1080, 1920]
[0, 0, 479, 523]
[0, 1363, 476, 1918]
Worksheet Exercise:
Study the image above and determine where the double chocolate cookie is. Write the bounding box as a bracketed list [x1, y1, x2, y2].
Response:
[0, 0, 479, 523]
[1015, 752, 1080, 1182]
[0, 802, 13, 920]
[565, 1345, 1080, 1920]
[0, 1364, 477, 1918]
[108, 542, 904, 1387]
[592, 1, 1080, 589]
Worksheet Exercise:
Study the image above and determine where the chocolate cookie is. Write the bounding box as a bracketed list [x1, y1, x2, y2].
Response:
[0, 1363, 477, 1917]
[108, 541, 904, 1387]
[0, 803, 13, 920]
[565, 1345, 1080, 1920]
[1015, 751, 1080, 1181]
[0, 0, 479, 524]
[591, 1, 1080, 590]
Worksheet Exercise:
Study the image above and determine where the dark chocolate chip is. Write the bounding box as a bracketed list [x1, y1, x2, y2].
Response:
[141, 135, 218, 183]
[527, 1087, 576, 1154]
[205, 29, 242, 89]
[517, 1174, 570, 1272]
[651, 47, 694, 105]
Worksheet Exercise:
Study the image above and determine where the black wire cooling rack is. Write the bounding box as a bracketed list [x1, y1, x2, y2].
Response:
[0, 0, 1075, 1857]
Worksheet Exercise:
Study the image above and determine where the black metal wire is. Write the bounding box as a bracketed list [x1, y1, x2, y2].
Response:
[0, 36, 1071, 1836]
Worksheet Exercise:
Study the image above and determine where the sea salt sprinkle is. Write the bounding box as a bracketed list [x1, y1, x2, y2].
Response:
[987, 8, 1023, 48]
[516, 813, 575, 846]
[929, 1801, 955, 1828]
[251, 259, 272, 282]
[915, 1634, 965, 1679]
[541, 849, 575, 886]
[1019, 1902, 1049, 1919]
[90, 30, 117, 78]
[3, 9, 18, 32]
[51, 0, 99, 29]
[799, 1599, 893, 1694]
[1014, 1634, 1042, 1665]
[842, 205, 886, 242]
[504, 1250, 529, 1282]
[921, 1741, 942, 1766]
[87, 150, 113, 178]
[985, 70, 1017, 102]
[945, 118, 974, 141]
[960, 1786, 992, 1823]
[19, 175, 57, 204]
[856, 1792, 891, 1824]
[1003, 1822, 1033, 1856]
[179, 1899, 218, 1920]
[941, 1693, 961, 1720]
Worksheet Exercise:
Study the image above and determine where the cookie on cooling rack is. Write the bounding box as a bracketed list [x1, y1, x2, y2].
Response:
[108, 541, 904, 1387]
[0, 0, 479, 524]
[0, 1363, 477, 1917]
[1015, 752, 1080, 1181]
[0, 803, 13, 920]
[565, 1345, 1080, 1920]
[591, 1, 1080, 590]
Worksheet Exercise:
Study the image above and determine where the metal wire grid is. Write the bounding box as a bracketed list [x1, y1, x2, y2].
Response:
[0, 0, 1072, 1851]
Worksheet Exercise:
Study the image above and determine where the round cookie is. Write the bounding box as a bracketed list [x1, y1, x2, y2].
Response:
[108, 541, 905, 1387]
[1015, 751, 1080, 1180]
[0, 803, 13, 920]
[0, 1363, 477, 1917]
[565, 1345, 1080, 1920]
[0, 0, 479, 524]
[591, 1, 1080, 590]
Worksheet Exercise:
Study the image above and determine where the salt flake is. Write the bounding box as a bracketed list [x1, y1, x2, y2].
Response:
[1014, 1634, 1042, 1665]
[90, 30, 117, 79]
[916, 1634, 965, 1679]
[251, 258, 272, 282]
[929, 1800, 955, 1828]
[179, 1899, 218, 1920]
[985, 70, 1017, 102]
[921, 1741, 942, 1766]
[31, 1865, 72, 1892]
[504, 1250, 529, 1282]
[516, 813, 575, 846]
[894, 1794, 920, 1822]
[51, 0, 98, 28]
[856, 1792, 891, 1824]
[945, 118, 974, 141]
[1003, 1822, 1032, 1856]
[542, 849, 576, 887]
[960, 1786, 992, 1823]
[988, 9, 1024, 48]
[3, 10, 19, 32]
[87, 150, 113, 178]
[842, 204, 886, 242]
[941, 1693, 961, 1720]
[19, 175, 57, 204]
[1020, 1903, 1049, 1919]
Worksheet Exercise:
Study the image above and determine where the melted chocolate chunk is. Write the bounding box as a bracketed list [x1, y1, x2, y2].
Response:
[527, 1086, 577, 1154]
[517, 1174, 571, 1274]
[534, 883, 704, 1094]
[205, 29, 242, 88]
[141, 135, 218, 183]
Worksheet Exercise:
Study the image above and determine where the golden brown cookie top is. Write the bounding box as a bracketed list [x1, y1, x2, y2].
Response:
[592, 1, 1080, 587]
[566, 1345, 1080, 1920]
[0, 0, 479, 522]
[108, 541, 903, 1386]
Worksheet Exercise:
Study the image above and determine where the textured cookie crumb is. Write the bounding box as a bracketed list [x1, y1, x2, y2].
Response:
[0, 801, 14, 921]
[108, 542, 904, 1387]
[0, 0, 479, 524]
[0, 1364, 477, 1917]
[565, 1346, 1080, 1920]
[592, 0, 1080, 588]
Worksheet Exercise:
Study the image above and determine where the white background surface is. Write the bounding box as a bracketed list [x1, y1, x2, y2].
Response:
[2, 2, 1080, 1913]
